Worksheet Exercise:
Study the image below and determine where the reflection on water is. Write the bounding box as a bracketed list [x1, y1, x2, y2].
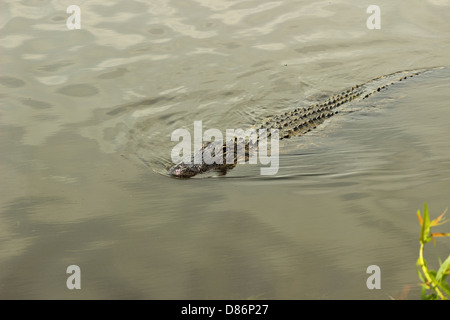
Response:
[1, 0, 450, 299]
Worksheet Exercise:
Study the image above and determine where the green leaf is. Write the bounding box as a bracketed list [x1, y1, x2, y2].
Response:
[417, 268, 425, 284]
[422, 291, 438, 300]
[439, 278, 450, 297]
[421, 286, 428, 300]
[420, 202, 432, 244]
[436, 255, 450, 282]
[416, 258, 427, 284]
[428, 270, 437, 284]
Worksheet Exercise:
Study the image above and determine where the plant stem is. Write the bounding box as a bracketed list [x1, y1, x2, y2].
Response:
[418, 242, 445, 300]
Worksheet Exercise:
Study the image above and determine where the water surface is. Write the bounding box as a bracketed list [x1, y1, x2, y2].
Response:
[1, 0, 450, 299]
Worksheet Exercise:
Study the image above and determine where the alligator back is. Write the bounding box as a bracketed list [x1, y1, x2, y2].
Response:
[256, 69, 430, 140]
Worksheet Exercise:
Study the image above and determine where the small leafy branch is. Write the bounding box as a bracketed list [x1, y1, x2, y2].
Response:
[416, 203, 450, 300]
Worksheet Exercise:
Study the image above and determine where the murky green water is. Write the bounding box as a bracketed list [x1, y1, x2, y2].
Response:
[1, 0, 449, 299]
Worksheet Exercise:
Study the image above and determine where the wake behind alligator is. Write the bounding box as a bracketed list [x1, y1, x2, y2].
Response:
[168, 68, 441, 178]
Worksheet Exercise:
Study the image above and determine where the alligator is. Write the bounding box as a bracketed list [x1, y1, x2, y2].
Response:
[168, 68, 440, 178]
